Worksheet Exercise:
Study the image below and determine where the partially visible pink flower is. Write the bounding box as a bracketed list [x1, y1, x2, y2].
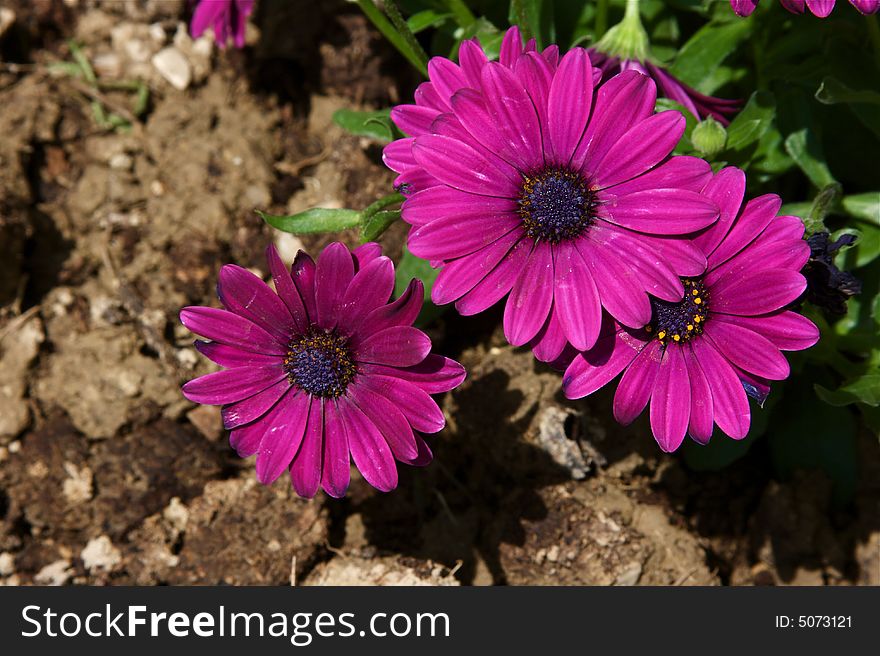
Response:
[588, 50, 741, 125]
[563, 167, 819, 451]
[731, 0, 879, 16]
[190, 0, 254, 49]
[180, 242, 465, 498]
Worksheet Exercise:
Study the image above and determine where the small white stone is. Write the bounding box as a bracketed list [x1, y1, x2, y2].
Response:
[149, 22, 167, 43]
[109, 153, 133, 171]
[0, 552, 14, 576]
[35, 560, 73, 586]
[151, 47, 192, 90]
[81, 536, 122, 572]
[92, 52, 122, 78]
[124, 38, 152, 64]
[8, 441, 20, 454]
[274, 232, 305, 265]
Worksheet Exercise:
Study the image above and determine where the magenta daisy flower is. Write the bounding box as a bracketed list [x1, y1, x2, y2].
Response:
[383, 27, 720, 363]
[731, 0, 879, 17]
[190, 0, 254, 49]
[563, 167, 820, 452]
[180, 242, 466, 498]
[587, 50, 740, 125]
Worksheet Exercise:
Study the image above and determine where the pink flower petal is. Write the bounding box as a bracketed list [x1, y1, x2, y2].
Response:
[255, 391, 310, 485]
[504, 241, 554, 345]
[349, 384, 418, 461]
[603, 155, 712, 196]
[479, 62, 545, 171]
[360, 355, 466, 395]
[572, 70, 656, 173]
[691, 338, 750, 440]
[357, 279, 423, 338]
[291, 251, 318, 324]
[553, 242, 602, 350]
[338, 397, 399, 492]
[600, 188, 719, 234]
[704, 319, 791, 380]
[613, 340, 663, 424]
[289, 398, 324, 498]
[412, 135, 519, 197]
[320, 399, 351, 498]
[711, 269, 806, 316]
[707, 194, 781, 269]
[715, 311, 819, 351]
[182, 365, 285, 405]
[563, 325, 646, 399]
[693, 166, 747, 258]
[530, 306, 568, 362]
[360, 375, 446, 434]
[221, 377, 290, 429]
[409, 212, 520, 260]
[577, 240, 652, 329]
[402, 185, 516, 227]
[548, 48, 594, 165]
[355, 326, 431, 367]
[455, 237, 532, 315]
[181, 306, 286, 354]
[432, 229, 523, 305]
[592, 111, 685, 189]
[391, 104, 442, 136]
[337, 256, 395, 334]
[265, 244, 308, 333]
[684, 345, 714, 444]
[194, 340, 280, 368]
[650, 345, 690, 453]
[315, 242, 355, 330]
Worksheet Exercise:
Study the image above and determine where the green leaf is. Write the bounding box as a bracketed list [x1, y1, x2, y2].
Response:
[815, 373, 880, 407]
[768, 377, 858, 506]
[784, 129, 836, 188]
[842, 192, 880, 223]
[803, 183, 842, 235]
[332, 108, 397, 143]
[394, 247, 443, 326]
[668, 19, 751, 92]
[257, 208, 361, 234]
[360, 210, 400, 243]
[724, 91, 775, 152]
[508, 0, 554, 49]
[407, 10, 452, 34]
[815, 76, 880, 106]
[655, 98, 698, 155]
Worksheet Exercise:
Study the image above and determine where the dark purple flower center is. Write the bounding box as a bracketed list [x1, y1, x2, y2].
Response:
[518, 168, 596, 244]
[647, 278, 710, 345]
[284, 328, 357, 398]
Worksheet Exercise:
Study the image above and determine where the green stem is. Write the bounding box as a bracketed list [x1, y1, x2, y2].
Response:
[446, 0, 476, 27]
[382, 0, 430, 72]
[362, 191, 404, 218]
[354, 0, 428, 76]
[510, 0, 532, 42]
[867, 15, 880, 70]
[595, 0, 609, 41]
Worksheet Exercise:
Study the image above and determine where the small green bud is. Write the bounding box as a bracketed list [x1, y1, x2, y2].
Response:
[691, 117, 727, 158]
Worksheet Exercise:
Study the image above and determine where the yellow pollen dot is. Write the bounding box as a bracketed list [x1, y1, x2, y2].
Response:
[692, 289, 699, 296]
[657, 331, 666, 340]
[694, 297, 702, 305]
[687, 324, 694, 331]
[694, 316, 702, 323]
[673, 334, 681, 342]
